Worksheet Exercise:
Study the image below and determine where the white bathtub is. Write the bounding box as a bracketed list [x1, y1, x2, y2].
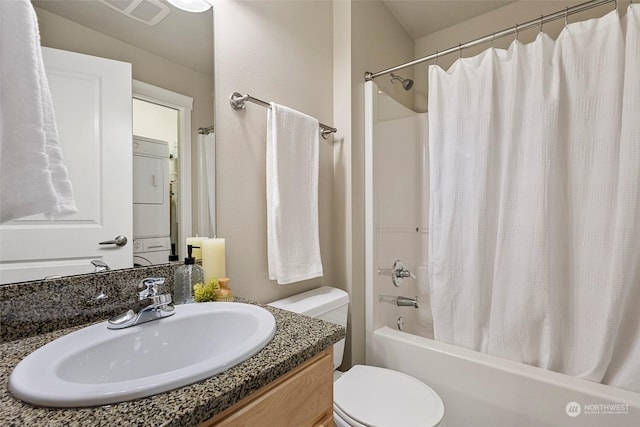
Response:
[368, 326, 640, 427]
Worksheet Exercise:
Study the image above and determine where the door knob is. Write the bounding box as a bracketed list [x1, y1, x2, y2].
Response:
[99, 235, 128, 247]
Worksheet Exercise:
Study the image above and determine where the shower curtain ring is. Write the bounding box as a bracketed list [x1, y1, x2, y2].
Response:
[515, 23, 519, 41]
[435, 50, 439, 65]
[458, 43, 463, 58]
[564, 7, 569, 26]
[491, 32, 495, 48]
[539, 15, 543, 33]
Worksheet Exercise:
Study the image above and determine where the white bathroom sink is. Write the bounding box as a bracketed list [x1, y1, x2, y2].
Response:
[9, 302, 276, 408]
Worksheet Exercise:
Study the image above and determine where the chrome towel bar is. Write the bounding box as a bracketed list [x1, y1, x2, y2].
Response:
[229, 92, 337, 140]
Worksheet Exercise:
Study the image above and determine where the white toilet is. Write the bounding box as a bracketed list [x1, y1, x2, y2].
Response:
[269, 286, 445, 427]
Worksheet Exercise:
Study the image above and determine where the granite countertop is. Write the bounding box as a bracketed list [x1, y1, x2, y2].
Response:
[0, 299, 345, 426]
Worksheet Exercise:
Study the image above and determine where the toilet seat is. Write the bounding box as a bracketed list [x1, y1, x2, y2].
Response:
[333, 365, 444, 427]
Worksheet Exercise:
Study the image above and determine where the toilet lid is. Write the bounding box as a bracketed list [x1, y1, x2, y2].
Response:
[334, 365, 444, 427]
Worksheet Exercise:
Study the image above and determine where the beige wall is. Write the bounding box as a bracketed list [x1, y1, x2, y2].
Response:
[35, 7, 214, 231]
[352, 1, 416, 112]
[214, 1, 334, 301]
[332, 0, 353, 368]
[214, 0, 413, 368]
[413, 0, 627, 111]
[346, 0, 415, 366]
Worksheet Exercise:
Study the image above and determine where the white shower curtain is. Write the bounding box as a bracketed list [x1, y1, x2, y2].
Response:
[428, 5, 640, 392]
[198, 133, 216, 236]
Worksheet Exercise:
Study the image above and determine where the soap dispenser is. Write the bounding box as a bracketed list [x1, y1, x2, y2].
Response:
[174, 245, 204, 304]
[168, 243, 179, 262]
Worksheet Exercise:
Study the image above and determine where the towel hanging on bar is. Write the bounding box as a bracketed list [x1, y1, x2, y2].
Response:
[266, 102, 323, 284]
[229, 92, 337, 139]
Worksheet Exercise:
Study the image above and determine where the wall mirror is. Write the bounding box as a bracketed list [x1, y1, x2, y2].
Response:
[0, 0, 214, 285]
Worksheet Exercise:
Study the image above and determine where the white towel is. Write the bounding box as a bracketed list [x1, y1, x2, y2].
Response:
[0, 0, 77, 223]
[266, 103, 323, 284]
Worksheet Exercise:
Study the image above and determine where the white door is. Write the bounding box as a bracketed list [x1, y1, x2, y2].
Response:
[0, 47, 132, 284]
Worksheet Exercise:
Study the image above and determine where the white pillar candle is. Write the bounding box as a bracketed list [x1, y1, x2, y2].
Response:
[186, 236, 207, 261]
[202, 238, 226, 284]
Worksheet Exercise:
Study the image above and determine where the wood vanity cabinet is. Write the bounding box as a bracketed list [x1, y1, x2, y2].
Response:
[202, 347, 334, 427]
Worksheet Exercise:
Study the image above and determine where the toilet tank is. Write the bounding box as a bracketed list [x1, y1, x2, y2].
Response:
[269, 286, 349, 369]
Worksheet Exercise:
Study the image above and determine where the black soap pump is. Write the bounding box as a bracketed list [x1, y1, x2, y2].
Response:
[173, 245, 204, 304]
[168, 243, 179, 262]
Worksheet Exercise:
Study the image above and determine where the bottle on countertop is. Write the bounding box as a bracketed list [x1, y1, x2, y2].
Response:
[168, 243, 179, 262]
[173, 245, 204, 304]
[216, 277, 233, 302]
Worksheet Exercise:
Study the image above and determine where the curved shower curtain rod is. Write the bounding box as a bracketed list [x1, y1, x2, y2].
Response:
[364, 0, 617, 81]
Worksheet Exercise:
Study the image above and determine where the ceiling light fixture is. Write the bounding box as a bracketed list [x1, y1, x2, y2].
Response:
[165, 0, 212, 13]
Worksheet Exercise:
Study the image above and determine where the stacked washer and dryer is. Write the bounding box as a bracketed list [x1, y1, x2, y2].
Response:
[132, 136, 171, 266]
[269, 286, 445, 427]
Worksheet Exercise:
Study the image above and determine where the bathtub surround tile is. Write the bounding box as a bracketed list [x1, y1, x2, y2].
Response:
[377, 231, 418, 269]
[0, 269, 344, 425]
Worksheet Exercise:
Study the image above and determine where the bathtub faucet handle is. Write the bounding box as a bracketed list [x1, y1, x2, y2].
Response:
[396, 269, 415, 279]
[378, 260, 415, 287]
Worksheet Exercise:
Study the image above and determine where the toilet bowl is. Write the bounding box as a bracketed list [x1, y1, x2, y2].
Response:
[334, 365, 444, 426]
[269, 286, 445, 427]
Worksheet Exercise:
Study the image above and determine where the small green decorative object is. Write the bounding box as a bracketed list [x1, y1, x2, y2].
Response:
[193, 279, 219, 302]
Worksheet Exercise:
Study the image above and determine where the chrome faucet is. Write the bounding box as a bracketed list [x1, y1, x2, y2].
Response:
[396, 296, 420, 308]
[107, 278, 175, 329]
[378, 294, 420, 309]
[378, 260, 416, 287]
[91, 259, 110, 272]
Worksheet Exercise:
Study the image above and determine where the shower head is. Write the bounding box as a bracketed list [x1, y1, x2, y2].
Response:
[389, 73, 414, 91]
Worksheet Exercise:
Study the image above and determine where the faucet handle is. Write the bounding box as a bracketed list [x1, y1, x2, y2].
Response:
[91, 259, 110, 272]
[149, 293, 172, 306]
[138, 278, 165, 300]
[378, 260, 415, 287]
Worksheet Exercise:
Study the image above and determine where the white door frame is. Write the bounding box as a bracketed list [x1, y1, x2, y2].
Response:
[132, 80, 193, 259]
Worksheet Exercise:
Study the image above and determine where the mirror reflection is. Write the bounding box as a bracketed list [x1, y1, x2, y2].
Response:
[0, 0, 214, 285]
[132, 100, 180, 266]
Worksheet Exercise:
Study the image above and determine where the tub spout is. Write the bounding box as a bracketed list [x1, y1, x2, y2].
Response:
[379, 294, 419, 309]
[397, 296, 419, 308]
